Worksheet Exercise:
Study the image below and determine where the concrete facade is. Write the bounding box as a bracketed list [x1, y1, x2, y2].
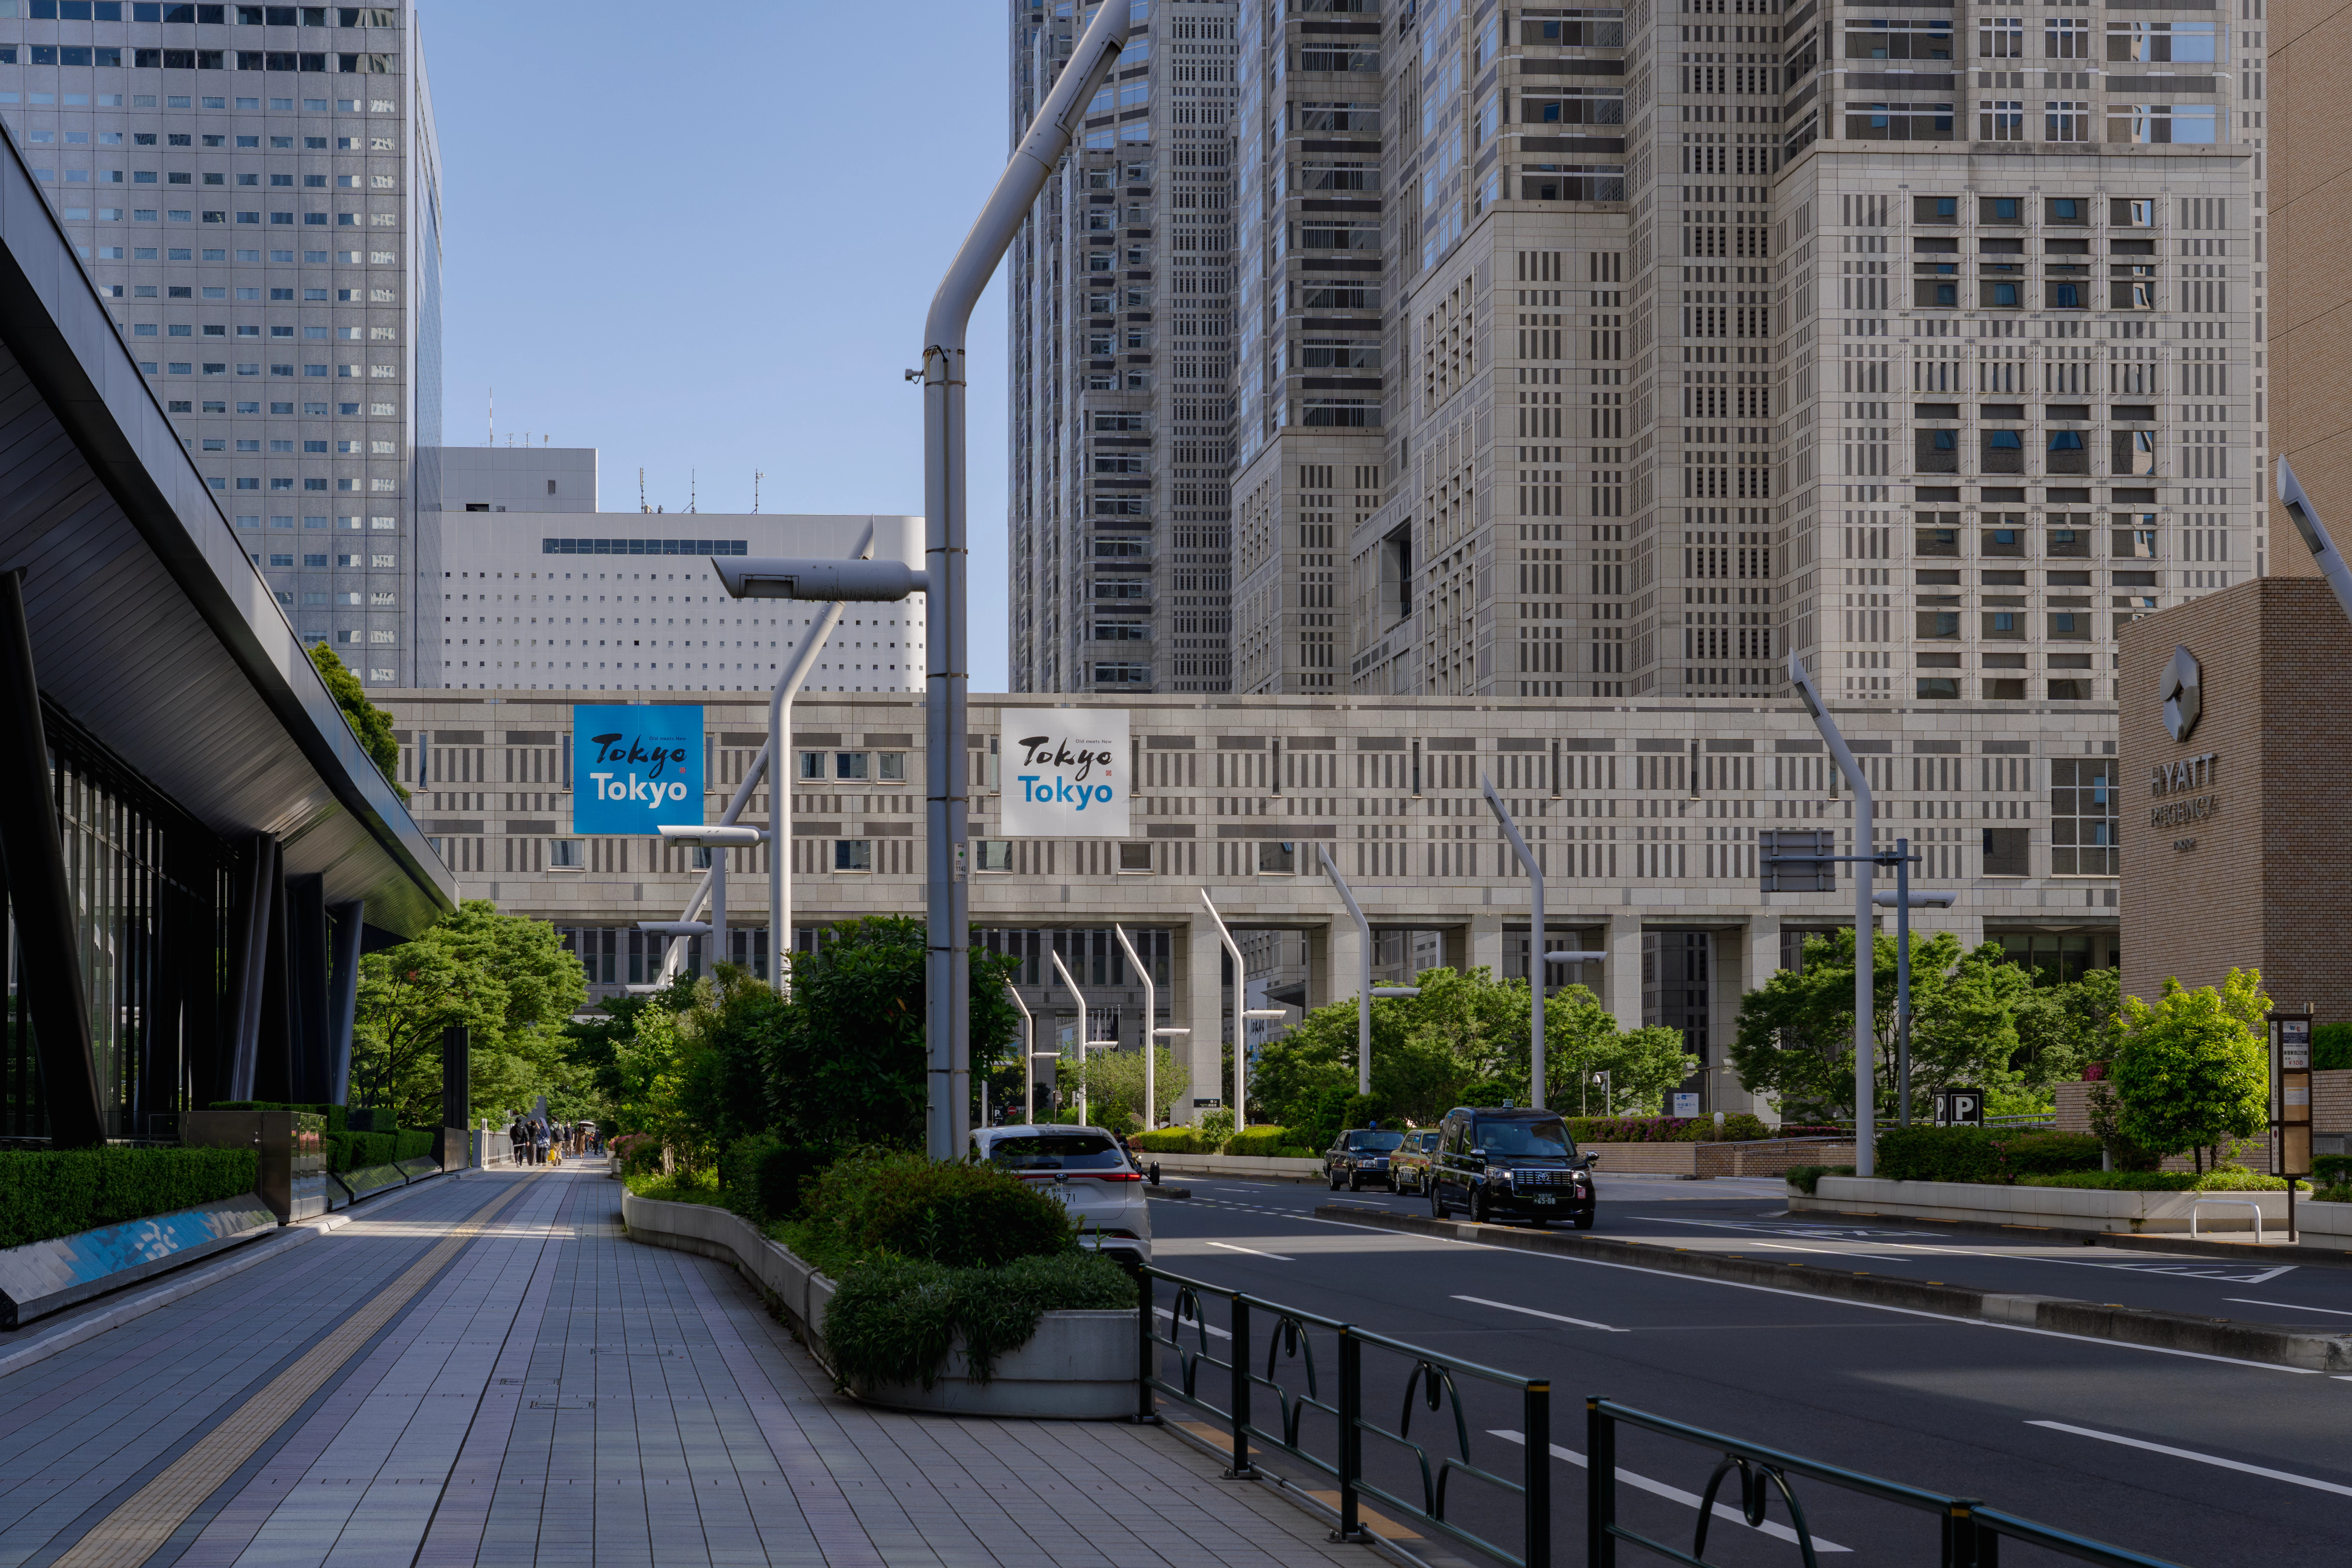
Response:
[2118, 578, 2352, 1019]
[378, 687, 2120, 1122]
[2270, 0, 2346, 580]
[0, 4, 441, 689]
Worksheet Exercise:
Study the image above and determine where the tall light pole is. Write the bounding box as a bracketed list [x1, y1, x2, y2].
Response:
[1875, 855, 1958, 1127]
[1790, 653, 1877, 1177]
[922, 0, 1134, 1162]
[1481, 775, 1553, 1109]
[1111, 924, 1188, 1130]
[2277, 457, 2352, 619]
[1318, 846, 1419, 1098]
[652, 824, 766, 975]
[1049, 948, 1121, 1130]
[1198, 889, 1250, 1125]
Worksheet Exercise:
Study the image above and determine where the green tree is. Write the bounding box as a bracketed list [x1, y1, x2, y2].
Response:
[1731, 928, 2038, 1121]
[1068, 1043, 1191, 1130]
[2109, 968, 2271, 1171]
[309, 644, 408, 802]
[350, 899, 588, 1127]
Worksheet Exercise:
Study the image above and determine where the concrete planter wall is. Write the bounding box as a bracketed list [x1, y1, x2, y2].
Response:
[1136, 1152, 1325, 1180]
[1584, 1138, 1858, 1179]
[1795, 1175, 2352, 1241]
[620, 1191, 1138, 1418]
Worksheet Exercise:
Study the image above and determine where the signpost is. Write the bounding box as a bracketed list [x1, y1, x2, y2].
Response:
[2272, 1007, 2313, 1243]
[1931, 1088, 1983, 1129]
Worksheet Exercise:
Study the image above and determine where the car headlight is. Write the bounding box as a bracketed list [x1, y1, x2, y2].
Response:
[1486, 1165, 1511, 1184]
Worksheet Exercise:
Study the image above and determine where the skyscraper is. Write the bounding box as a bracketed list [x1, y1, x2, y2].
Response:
[0, 2, 440, 687]
[1007, 0, 1240, 695]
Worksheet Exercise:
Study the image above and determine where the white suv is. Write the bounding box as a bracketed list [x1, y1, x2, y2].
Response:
[971, 1125, 1153, 1266]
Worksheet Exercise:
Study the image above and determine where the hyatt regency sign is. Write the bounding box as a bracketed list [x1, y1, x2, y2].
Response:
[1000, 709, 1131, 837]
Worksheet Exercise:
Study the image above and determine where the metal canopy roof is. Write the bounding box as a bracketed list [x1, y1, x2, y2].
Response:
[0, 132, 455, 939]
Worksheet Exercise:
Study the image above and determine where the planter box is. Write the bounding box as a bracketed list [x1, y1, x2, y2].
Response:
[1137, 1152, 1325, 1181]
[336, 1163, 409, 1201]
[620, 1191, 1137, 1418]
[0, 1193, 280, 1328]
[1794, 1175, 2352, 1243]
[1582, 1138, 1857, 1179]
[183, 1109, 329, 1222]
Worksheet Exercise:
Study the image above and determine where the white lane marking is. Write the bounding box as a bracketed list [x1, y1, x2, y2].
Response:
[1487, 1429, 1850, 1552]
[2224, 1298, 2352, 1318]
[1452, 1295, 1627, 1332]
[1207, 1241, 1297, 1261]
[2027, 1421, 2352, 1498]
[1175, 1200, 2326, 1375]
[1153, 1305, 1234, 1340]
[1638, 1215, 2299, 1284]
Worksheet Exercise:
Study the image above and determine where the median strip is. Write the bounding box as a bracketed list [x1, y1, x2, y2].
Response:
[1317, 1203, 2352, 1374]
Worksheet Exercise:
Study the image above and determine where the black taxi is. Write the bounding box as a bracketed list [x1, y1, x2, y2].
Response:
[1428, 1104, 1596, 1229]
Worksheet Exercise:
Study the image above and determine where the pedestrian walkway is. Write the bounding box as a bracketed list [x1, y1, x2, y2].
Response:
[0, 1169, 1379, 1568]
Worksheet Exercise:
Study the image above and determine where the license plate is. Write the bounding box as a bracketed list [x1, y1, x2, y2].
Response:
[1532, 1194, 1555, 1206]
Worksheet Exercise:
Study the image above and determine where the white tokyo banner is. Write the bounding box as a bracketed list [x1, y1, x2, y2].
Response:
[1000, 709, 1131, 838]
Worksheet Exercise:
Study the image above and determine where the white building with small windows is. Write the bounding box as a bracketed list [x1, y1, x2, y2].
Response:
[416, 446, 925, 695]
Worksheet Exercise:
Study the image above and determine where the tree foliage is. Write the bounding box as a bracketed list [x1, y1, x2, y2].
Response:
[1249, 966, 1694, 1136]
[349, 899, 588, 1127]
[1067, 1043, 1191, 1130]
[2109, 968, 2271, 1167]
[309, 643, 407, 802]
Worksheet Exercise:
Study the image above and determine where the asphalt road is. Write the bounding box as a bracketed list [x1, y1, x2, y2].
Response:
[1141, 1178, 2352, 1568]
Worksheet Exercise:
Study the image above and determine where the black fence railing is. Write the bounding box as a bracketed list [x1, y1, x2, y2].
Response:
[1139, 1265, 1552, 1568]
[1587, 1398, 2189, 1568]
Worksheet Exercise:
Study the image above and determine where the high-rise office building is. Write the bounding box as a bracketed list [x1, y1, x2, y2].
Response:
[1007, 0, 1240, 695]
[0, 2, 440, 687]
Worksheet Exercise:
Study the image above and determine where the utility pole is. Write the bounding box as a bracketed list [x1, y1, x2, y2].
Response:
[1789, 654, 1878, 1177]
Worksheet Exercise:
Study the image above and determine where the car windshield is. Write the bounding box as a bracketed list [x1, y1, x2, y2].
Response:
[986, 1134, 1127, 1171]
[1475, 1119, 1574, 1158]
[1414, 1132, 1440, 1149]
[1345, 1131, 1406, 1151]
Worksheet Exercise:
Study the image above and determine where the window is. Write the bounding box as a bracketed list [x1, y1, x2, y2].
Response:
[2113, 430, 2158, 475]
[1983, 827, 2030, 877]
[2114, 520, 2160, 559]
[1117, 842, 1155, 873]
[1981, 281, 2021, 308]
[1983, 524, 2026, 555]
[1980, 100, 2023, 142]
[1916, 525, 1960, 557]
[2046, 281, 2083, 309]
[833, 840, 873, 873]
[834, 751, 869, 781]
[548, 839, 583, 869]
[1982, 196, 2023, 225]
[2109, 104, 2218, 145]
[1916, 677, 1960, 700]
[1845, 19, 1952, 58]
[1257, 840, 1297, 875]
[976, 840, 1013, 872]
[2108, 22, 2221, 63]
[797, 750, 826, 781]
[1847, 102, 1954, 140]
[1980, 16, 2024, 57]
[2045, 17, 2091, 58]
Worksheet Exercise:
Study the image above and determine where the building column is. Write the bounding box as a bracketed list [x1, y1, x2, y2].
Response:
[1183, 917, 1223, 1126]
[1723, 917, 1782, 1118]
[1606, 912, 1643, 1029]
[1466, 914, 1505, 980]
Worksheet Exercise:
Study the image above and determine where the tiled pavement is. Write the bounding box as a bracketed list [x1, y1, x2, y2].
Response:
[0, 1169, 1380, 1568]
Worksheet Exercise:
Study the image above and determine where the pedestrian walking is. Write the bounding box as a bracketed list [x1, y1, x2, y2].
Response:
[532, 1120, 550, 1166]
[508, 1120, 527, 1165]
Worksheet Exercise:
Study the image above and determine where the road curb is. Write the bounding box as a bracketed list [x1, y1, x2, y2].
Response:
[1315, 1203, 2352, 1373]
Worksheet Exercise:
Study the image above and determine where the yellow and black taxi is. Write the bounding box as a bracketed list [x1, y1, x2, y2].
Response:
[1428, 1104, 1596, 1229]
[1322, 1125, 1409, 1191]
[1390, 1127, 1442, 1194]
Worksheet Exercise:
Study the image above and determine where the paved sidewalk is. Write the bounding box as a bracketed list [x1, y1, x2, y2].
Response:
[0, 1169, 1379, 1568]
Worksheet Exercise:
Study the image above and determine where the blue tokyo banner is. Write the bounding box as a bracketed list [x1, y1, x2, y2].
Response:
[572, 704, 704, 834]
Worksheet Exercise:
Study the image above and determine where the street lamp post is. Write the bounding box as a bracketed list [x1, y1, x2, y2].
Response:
[1480, 775, 1554, 1110]
[644, 826, 766, 978]
[1317, 846, 1421, 1099]
[1049, 949, 1122, 1130]
[1789, 654, 1878, 1177]
[1198, 889, 1250, 1127]
[1004, 978, 1034, 1127]
[1873, 847, 1958, 1127]
[922, 0, 1134, 1163]
[1111, 924, 1188, 1131]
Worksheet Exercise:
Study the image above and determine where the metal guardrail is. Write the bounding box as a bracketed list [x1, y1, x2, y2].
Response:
[1587, 1398, 2190, 1568]
[1138, 1265, 1552, 1568]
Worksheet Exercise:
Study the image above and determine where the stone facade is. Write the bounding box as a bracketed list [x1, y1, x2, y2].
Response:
[2119, 577, 2352, 1020]
[381, 687, 2120, 1123]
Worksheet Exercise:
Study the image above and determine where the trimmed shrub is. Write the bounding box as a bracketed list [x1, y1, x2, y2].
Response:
[2312, 1154, 2352, 1188]
[2312, 1023, 2352, 1072]
[2017, 1168, 2306, 1193]
[822, 1251, 1135, 1389]
[1224, 1127, 1317, 1158]
[0, 1147, 260, 1250]
[1876, 1126, 2103, 1185]
[1783, 1164, 1855, 1195]
[1568, 1115, 1772, 1144]
[799, 1150, 1078, 1270]
[209, 1100, 347, 1133]
[1131, 1128, 1214, 1154]
[719, 1132, 832, 1223]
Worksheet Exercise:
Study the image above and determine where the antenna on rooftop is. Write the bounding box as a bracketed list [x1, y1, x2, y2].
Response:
[753, 470, 762, 514]
[639, 467, 648, 514]
[690, 469, 697, 514]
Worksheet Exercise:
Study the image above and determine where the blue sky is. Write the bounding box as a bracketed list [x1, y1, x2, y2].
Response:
[426, 0, 1017, 689]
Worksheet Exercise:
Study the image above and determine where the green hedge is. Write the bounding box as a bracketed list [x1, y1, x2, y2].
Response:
[796, 1149, 1078, 1274]
[1569, 1115, 1773, 1144]
[1782, 1163, 1855, 1194]
[1875, 1126, 2103, 1185]
[2017, 1168, 2307, 1193]
[2312, 1022, 2352, 1071]
[1224, 1127, 1318, 1158]
[1131, 1128, 1216, 1154]
[0, 1147, 260, 1250]
[823, 1252, 1135, 1389]
[208, 1100, 346, 1133]
[719, 1133, 832, 1223]
[319, 1127, 436, 1173]
[2313, 1154, 2352, 1187]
